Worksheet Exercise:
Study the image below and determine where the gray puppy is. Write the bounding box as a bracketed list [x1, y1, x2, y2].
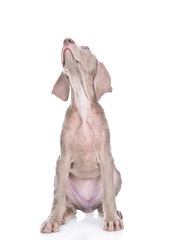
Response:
[40, 38, 123, 233]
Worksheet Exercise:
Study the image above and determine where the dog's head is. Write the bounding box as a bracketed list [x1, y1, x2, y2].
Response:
[52, 38, 112, 101]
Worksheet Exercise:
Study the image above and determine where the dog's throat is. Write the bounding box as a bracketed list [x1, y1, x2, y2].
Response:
[71, 86, 91, 121]
[77, 94, 90, 121]
[70, 74, 95, 121]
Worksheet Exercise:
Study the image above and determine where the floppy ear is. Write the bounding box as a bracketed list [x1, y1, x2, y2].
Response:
[94, 62, 112, 101]
[51, 72, 70, 101]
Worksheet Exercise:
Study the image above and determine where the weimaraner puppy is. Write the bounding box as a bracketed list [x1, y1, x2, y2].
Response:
[40, 38, 123, 233]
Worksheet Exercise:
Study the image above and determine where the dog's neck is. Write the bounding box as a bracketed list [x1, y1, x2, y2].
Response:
[69, 73, 97, 121]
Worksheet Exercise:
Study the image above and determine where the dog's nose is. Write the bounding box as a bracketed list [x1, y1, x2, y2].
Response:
[63, 38, 75, 45]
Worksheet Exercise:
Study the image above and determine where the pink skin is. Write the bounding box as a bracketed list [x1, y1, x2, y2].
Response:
[40, 38, 124, 233]
[65, 169, 120, 213]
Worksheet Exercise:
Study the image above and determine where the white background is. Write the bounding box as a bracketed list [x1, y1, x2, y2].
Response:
[0, 0, 188, 239]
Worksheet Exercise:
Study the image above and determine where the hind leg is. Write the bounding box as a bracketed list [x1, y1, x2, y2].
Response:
[61, 198, 77, 224]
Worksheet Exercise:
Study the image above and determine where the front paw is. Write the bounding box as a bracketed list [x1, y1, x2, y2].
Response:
[40, 216, 61, 233]
[103, 214, 124, 231]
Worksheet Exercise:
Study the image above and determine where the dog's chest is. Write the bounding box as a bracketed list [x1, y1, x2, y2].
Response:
[63, 122, 106, 178]
[69, 123, 106, 152]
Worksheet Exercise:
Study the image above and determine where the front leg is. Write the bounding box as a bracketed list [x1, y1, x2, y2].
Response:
[99, 154, 124, 231]
[41, 156, 71, 233]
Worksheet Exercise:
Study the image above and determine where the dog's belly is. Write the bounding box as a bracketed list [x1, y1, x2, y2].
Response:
[65, 174, 103, 213]
[65, 168, 121, 213]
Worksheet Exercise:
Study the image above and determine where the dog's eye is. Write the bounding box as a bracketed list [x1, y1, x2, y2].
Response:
[83, 46, 89, 51]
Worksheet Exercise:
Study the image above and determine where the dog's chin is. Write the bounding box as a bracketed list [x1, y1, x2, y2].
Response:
[63, 50, 77, 70]
[64, 48, 72, 57]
